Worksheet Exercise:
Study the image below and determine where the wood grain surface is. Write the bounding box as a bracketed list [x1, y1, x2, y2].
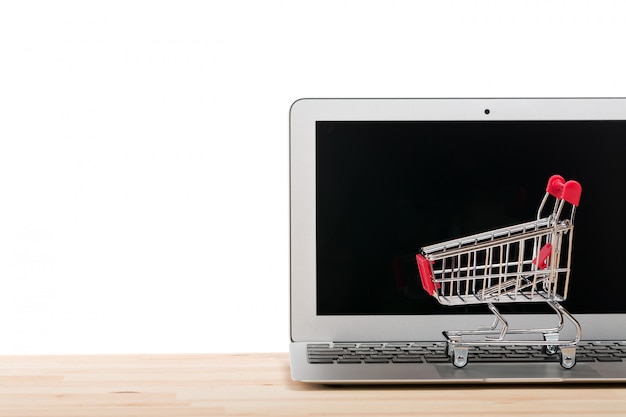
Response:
[0, 353, 625, 416]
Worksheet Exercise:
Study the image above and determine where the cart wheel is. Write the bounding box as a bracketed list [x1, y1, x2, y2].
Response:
[560, 348, 576, 369]
[452, 347, 469, 368]
[542, 332, 559, 355]
[543, 345, 558, 355]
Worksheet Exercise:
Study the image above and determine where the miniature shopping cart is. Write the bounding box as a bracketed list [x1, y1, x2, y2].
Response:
[416, 175, 582, 368]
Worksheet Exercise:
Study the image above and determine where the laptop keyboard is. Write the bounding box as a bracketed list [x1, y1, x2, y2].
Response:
[307, 342, 626, 364]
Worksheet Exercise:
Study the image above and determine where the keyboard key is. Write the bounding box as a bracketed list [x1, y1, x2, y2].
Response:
[392, 355, 423, 363]
[425, 355, 450, 363]
[596, 356, 622, 362]
[364, 358, 390, 363]
[337, 358, 362, 364]
[505, 353, 531, 358]
[308, 348, 344, 354]
[478, 354, 505, 360]
[309, 358, 334, 364]
[359, 343, 383, 348]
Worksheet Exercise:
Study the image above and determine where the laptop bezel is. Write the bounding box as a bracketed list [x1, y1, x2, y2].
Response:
[290, 97, 626, 344]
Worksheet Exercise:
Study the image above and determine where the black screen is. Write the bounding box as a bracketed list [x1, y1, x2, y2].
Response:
[316, 121, 626, 315]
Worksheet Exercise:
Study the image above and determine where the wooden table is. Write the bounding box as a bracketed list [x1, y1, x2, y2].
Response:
[0, 353, 625, 416]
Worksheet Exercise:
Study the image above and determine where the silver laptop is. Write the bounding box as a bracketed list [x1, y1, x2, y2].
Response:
[289, 98, 626, 383]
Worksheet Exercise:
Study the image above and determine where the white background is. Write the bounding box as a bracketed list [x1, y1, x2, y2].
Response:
[0, 1, 625, 354]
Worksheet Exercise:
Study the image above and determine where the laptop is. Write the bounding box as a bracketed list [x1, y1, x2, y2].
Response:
[289, 98, 626, 383]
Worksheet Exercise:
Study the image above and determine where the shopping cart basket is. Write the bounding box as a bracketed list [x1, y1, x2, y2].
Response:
[416, 175, 582, 368]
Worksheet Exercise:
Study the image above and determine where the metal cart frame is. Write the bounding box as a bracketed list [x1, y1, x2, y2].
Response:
[416, 175, 583, 368]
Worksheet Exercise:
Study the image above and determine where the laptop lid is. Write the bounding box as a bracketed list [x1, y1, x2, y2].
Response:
[290, 98, 626, 345]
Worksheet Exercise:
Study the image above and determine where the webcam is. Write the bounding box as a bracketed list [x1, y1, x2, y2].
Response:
[484, 109, 490, 115]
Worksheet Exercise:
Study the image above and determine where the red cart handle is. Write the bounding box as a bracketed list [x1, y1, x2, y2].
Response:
[562, 180, 582, 207]
[546, 175, 565, 198]
[416, 254, 438, 297]
[546, 175, 582, 207]
[532, 243, 553, 270]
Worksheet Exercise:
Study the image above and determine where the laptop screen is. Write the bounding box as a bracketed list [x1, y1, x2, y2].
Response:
[316, 120, 626, 316]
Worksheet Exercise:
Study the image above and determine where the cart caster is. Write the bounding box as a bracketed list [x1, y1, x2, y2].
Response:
[542, 345, 558, 355]
[451, 347, 469, 368]
[560, 347, 576, 369]
[543, 333, 559, 355]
